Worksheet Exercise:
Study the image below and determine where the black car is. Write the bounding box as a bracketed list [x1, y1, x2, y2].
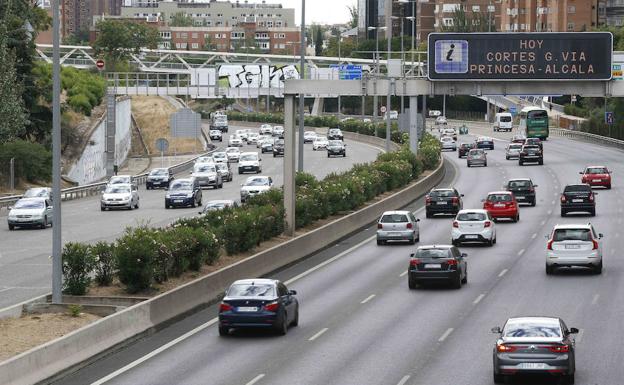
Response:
[165, 178, 202, 208]
[146, 168, 174, 189]
[327, 140, 346, 157]
[476, 137, 495, 150]
[273, 139, 285, 157]
[458, 142, 475, 158]
[327, 128, 344, 140]
[506, 178, 537, 206]
[425, 188, 463, 218]
[218, 279, 299, 336]
[519, 145, 543, 165]
[561, 184, 596, 216]
[525, 137, 543, 149]
[408, 245, 467, 289]
[492, 316, 577, 384]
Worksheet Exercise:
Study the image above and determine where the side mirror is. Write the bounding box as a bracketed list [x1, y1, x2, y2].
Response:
[594, 192, 599, 195]
[198, 211, 203, 214]
[409, 253, 415, 258]
[415, 219, 420, 222]
[491, 327, 502, 334]
[288, 290, 297, 296]
[569, 327, 579, 334]
[533, 184, 538, 187]
[480, 199, 486, 202]
[579, 171, 584, 174]
[48, 206, 53, 210]
[461, 253, 468, 258]
[599, 233, 604, 239]
[460, 194, 464, 197]
[8, 206, 13, 210]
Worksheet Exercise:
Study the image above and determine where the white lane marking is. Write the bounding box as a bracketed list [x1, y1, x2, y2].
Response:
[0, 288, 13, 294]
[396, 375, 411, 385]
[531, 233, 537, 239]
[473, 294, 486, 305]
[551, 200, 555, 205]
[309, 327, 329, 341]
[498, 269, 508, 277]
[90, 317, 219, 385]
[575, 329, 584, 344]
[399, 270, 408, 277]
[517, 249, 525, 256]
[591, 294, 600, 305]
[438, 328, 454, 342]
[245, 374, 266, 385]
[361, 294, 376, 304]
[541, 220, 546, 226]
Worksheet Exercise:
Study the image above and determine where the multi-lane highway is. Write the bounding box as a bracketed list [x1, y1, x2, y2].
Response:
[0, 125, 381, 309]
[54, 125, 624, 385]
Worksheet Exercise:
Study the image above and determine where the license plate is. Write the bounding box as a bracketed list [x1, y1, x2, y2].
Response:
[465, 235, 478, 239]
[592, 179, 601, 182]
[565, 244, 581, 249]
[518, 363, 547, 370]
[572, 199, 583, 203]
[237, 307, 258, 312]
[516, 196, 524, 200]
[174, 199, 183, 203]
[494, 204, 505, 207]
[436, 201, 448, 205]
[424, 263, 441, 269]
[153, 182, 160, 185]
[389, 232, 402, 236]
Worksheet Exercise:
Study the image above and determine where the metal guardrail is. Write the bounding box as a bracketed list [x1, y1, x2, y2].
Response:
[551, 128, 624, 149]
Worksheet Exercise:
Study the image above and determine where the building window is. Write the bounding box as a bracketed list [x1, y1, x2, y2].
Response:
[443, 18, 454, 26]
[258, 42, 270, 50]
[194, 20, 202, 26]
[472, 5, 480, 12]
[442, 4, 460, 13]
[159, 41, 171, 49]
[181, 32, 188, 38]
[276, 21, 283, 27]
[176, 42, 187, 49]
[279, 33, 285, 38]
[160, 31, 171, 39]
[192, 32, 198, 38]
[267, 21, 273, 27]
[567, 22, 574, 31]
[568, 6, 576, 13]
[217, 13, 222, 17]
[191, 43, 199, 49]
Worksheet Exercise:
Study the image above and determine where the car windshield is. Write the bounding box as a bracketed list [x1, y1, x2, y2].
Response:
[245, 177, 270, 186]
[109, 177, 129, 184]
[170, 181, 192, 190]
[240, 154, 258, 162]
[194, 165, 215, 173]
[430, 190, 455, 198]
[105, 186, 130, 194]
[214, 153, 226, 159]
[553, 229, 592, 242]
[24, 189, 48, 197]
[441, 137, 453, 142]
[457, 212, 486, 221]
[329, 129, 340, 134]
[328, 140, 342, 146]
[565, 185, 591, 193]
[523, 146, 539, 151]
[305, 132, 316, 136]
[508, 180, 530, 188]
[205, 202, 227, 210]
[275, 140, 284, 145]
[226, 148, 239, 154]
[500, 116, 512, 122]
[504, 321, 561, 338]
[415, 249, 451, 259]
[227, 284, 275, 297]
[488, 194, 512, 202]
[478, 138, 492, 142]
[380, 214, 408, 223]
[586, 167, 607, 174]
[14, 200, 44, 209]
[149, 169, 167, 176]
[528, 110, 548, 119]
[315, 137, 327, 142]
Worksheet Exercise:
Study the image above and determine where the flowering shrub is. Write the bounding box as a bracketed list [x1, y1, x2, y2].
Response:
[62, 242, 95, 295]
[115, 227, 159, 293]
[91, 241, 115, 286]
[419, 132, 442, 170]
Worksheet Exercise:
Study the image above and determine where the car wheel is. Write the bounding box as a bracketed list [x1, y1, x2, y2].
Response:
[561, 209, 567, 217]
[415, 233, 420, 242]
[452, 274, 462, 289]
[594, 261, 603, 274]
[519, 160, 523, 166]
[461, 269, 467, 284]
[565, 374, 575, 384]
[291, 306, 299, 327]
[487, 238, 493, 247]
[135, 201, 139, 209]
[376, 239, 384, 246]
[505, 156, 509, 160]
[590, 208, 596, 216]
[277, 313, 288, 336]
[467, 163, 471, 168]
[40, 217, 47, 229]
[531, 199, 536, 207]
[607, 184, 612, 190]
[327, 154, 330, 158]
[493, 372, 506, 384]
[165, 204, 170, 209]
[408, 235, 415, 245]
[426, 211, 432, 218]
[100, 206, 105, 211]
[218, 325, 229, 337]
[452, 240, 459, 246]
[408, 276, 417, 290]
[191, 199, 196, 208]
[484, 162, 487, 167]
[219, 182, 223, 188]
[8, 224, 14, 231]
[546, 264, 555, 275]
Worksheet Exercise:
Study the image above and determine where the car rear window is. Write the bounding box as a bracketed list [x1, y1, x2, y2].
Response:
[508, 180, 530, 188]
[523, 145, 540, 151]
[469, 149, 484, 155]
[488, 194, 512, 202]
[564, 185, 591, 193]
[499, 116, 512, 122]
[553, 229, 592, 242]
[508, 144, 522, 150]
[504, 322, 561, 338]
[586, 167, 607, 174]
[415, 249, 451, 259]
[227, 284, 275, 297]
[457, 212, 486, 221]
[430, 190, 456, 198]
[381, 214, 409, 223]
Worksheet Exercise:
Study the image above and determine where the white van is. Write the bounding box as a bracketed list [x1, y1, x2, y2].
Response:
[494, 112, 513, 132]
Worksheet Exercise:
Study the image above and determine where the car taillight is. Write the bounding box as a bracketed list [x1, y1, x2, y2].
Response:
[377, 223, 383, 229]
[560, 195, 567, 203]
[592, 239, 599, 250]
[219, 302, 232, 312]
[410, 258, 421, 266]
[263, 301, 280, 312]
[589, 193, 594, 202]
[446, 259, 458, 266]
[453, 221, 459, 228]
[548, 344, 570, 353]
[451, 197, 459, 204]
[484, 221, 492, 228]
[425, 195, 431, 204]
[497, 344, 517, 353]
[406, 223, 413, 229]
[547, 239, 554, 250]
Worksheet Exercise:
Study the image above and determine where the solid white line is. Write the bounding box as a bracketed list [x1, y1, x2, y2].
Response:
[245, 374, 266, 385]
[399, 270, 408, 277]
[473, 294, 486, 305]
[90, 318, 219, 385]
[309, 328, 329, 341]
[438, 328, 454, 342]
[498, 269, 508, 277]
[591, 294, 600, 305]
[0, 288, 12, 294]
[517, 249, 525, 256]
[361, 294, 376, 304]
[396, 375, 411, 385]
[531, 233, 537, 239]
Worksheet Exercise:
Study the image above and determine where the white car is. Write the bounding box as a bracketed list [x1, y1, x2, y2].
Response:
[225, 147, 241, 162]
[228, 135, 243, 147]
[235, 129, 249, 141]
[238, 152, 262, 174]
[273, 125, 285, 137]
[451, 209, 496, 247]
[442, 128, 457, 140]
[429, 110, 442, 117]
[303, 131, 317, 143]
[209, 130, 223, 142]
[313, 136, 329, 151]
[107, 175, 133, 186]
[100, 183, 139, 211]
[546, 223, 603, 275]
[257, 134, 272, 148]
[259, 124, 273, 135]
[247, 132, 260, 144]
[362, 118, 372, 123]
[240, 176, 273, 203]
[505, 143, 523, 160]
[435, 116, 448, 125]
[195, 156, 214, 165]
[440, 136, 457, 152]
[7, 198, 54, 230]
[212, 152, 228, 163]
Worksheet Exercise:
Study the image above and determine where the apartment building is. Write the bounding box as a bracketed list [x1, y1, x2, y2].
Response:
[499, 0, 600, 32]
[434, 0, 501, 31]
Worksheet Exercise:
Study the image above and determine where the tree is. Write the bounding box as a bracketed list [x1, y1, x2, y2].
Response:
[203, 35, 215, 51]
[93, 20, 161, 70]
[169, 12, 193, 27]
[0, 23, 28, 144]
[441, 7, 496, 33]
[347, 4, 358, 29]
[64, 27, 90, 45]
[315, 27, 323, 56]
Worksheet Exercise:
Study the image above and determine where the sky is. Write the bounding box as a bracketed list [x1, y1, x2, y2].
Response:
[280, 0, 355, 25]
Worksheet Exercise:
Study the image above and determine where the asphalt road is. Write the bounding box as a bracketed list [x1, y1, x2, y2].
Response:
[57, 125, 624, 385]
[0, 125, 381, 310]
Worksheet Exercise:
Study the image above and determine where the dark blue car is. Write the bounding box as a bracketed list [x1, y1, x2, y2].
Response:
[164, 178, 202, 208]
[219, 279, 299, 336]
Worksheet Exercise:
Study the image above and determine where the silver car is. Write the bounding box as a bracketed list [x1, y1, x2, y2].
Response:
[546, 223, 603, 274]
[492, 316, 578, 384]
[23, 187, 52, 200]
[100, 184, 139, 211]
[505, 143, 523, 160]
[7, 198, 53, 230]
[199, 199, 235, 214]
[467, 148, 487, 167]
[191, 163, 223, 189]
[440, 136, 457, 151]
[215, 162, 233, 182]
[376, 210, 420, 245]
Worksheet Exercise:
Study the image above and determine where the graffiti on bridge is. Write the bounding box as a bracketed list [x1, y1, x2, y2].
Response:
[218, 64, 299, 88]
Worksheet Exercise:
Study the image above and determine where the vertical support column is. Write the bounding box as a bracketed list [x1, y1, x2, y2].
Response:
[409, 96, 418, 155]
[52, 0, 62, 304]
[105, 92, 116, 177]
[284, 95, 296, 236]
[423, 95, 427, 131]
[361, 95, 365, 120]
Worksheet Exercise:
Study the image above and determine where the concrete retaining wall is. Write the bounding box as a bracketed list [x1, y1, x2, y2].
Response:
[0, 157, 443, 385]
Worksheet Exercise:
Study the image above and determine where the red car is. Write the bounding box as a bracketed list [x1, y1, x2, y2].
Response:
[580, 166, 611, 189]
[483, 191, 520, 222]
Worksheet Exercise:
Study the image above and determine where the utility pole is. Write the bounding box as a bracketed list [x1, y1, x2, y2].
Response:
[298, 0, 306, 172]
[386, 16, 392, 152]
[52, 0, 62, 304]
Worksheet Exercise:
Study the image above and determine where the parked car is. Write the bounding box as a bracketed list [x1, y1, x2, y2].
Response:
[212, 152, 228, 163]
[199, 199, 235, 214]
[519, 144, 543, 165]
[7, 198, 53, 230]
[546, 223, 603, 275]
[483, 191, 520, 222]
[218, 279, 299, 336]
[458, 142, 475, 158]
[376, 210, 420, 245]
[561, 184, 596, 216]
[425, 188, 463, 218]
[467, 148, 487, 167]
[225, 147, 241, 162]
[261, 137, 275, 153]
[238, 152, 262, 174]
[476, 136, 495, 150]
[327, 140, 346, 157]
[273, 125, 285, 138]
[209, 130, 223, 142]
[580, 165, 612, 189]
[273, 139, 285, 157]
[492, 317, 578, 384]
[313, 136, 329, 151]
[440, 136, 457, 152]
[435, 116, 448, 125]
[23, 187, 52, 200]
[100, 183, 139, 211]
[408, 245, 467, 289]
[228, 135, 243, 147]
[215, 162, 233, 182]
[327, 128, 344, 141]
[191, 163, 223, 189]
[165, 178, 202, 208]
[303, 131, 317, 143]
[240, 176, 273, 203]
[505, 178, 537, 206]
[505, 143, 523, 160]
[259, 124, 273, 135]
[146, 168, 173, 189]
[451, 209, 496, 246]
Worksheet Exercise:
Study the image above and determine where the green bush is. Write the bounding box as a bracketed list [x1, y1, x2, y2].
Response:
[68, 94, 92, 116]
[418, 132, 442, 170]
[115, 227, 159, 293]
[62, 242, 95, 295]
[0, 140, 52, 183]
[91, 241, 116, 286]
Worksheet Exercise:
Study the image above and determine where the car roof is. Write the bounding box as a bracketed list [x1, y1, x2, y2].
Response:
[487, 191, 513, 195]
[431, 188, 454, 192]
[381, 210, 411, 215]
[174, 178, 193, 183]
[206, 199, 234, 205]
[585, 165, 607, 169]
[17, 197, 47, 203]
[553, 223, 593, 230]
[508, 178, 531, 182]
[240, 152, 258, 156]
[457, 209, 488, 214]
[232, 278, 277, 286]
[505, 316, 560, 325]
[416, 244, 453, 250]
[112, 174, 131, 178]
[565, 183, 590, 188]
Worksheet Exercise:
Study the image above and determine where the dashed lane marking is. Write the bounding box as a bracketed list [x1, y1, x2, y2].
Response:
[591, 294, 600, 305]
[531, 233, 537, 239]
[399, 270, 408, 277]
[517, 249, 525, 256]
[245, 374, 265, 385]
[498, 269, 508, 277]
[396, 375, 411, 385]
[473, 294, 486, 305]
[438, 328, 454, 342]
[361, 294, 376, 304]
[308, 328, 329, 341]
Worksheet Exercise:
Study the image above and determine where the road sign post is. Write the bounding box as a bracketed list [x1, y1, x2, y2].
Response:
[155, 138, 169, 167]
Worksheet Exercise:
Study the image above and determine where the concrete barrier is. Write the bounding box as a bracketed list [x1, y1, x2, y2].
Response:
[0, 160, 443, 385]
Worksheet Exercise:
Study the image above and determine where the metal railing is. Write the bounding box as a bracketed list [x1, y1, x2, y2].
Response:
[551, 128, 624, 149]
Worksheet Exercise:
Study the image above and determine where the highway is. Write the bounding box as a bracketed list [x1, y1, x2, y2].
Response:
[0, 125, 382, 310]
[56, 126, 624, 385]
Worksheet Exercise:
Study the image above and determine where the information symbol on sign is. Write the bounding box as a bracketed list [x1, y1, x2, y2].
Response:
[434, 40, 469, 74]
[605, 111, 614, 125]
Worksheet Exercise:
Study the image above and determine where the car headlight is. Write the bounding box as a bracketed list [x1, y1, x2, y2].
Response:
[241, 190, 249, 195]
[187, 193, 194, 198]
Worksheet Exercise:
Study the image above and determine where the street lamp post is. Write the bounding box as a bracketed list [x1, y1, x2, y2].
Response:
[368, 26, 386, 137]
[52, 0, 62, 303]
[298, 0, 305, 172]
[338, 29, 342, 118]
[386, 16, 392, 153]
